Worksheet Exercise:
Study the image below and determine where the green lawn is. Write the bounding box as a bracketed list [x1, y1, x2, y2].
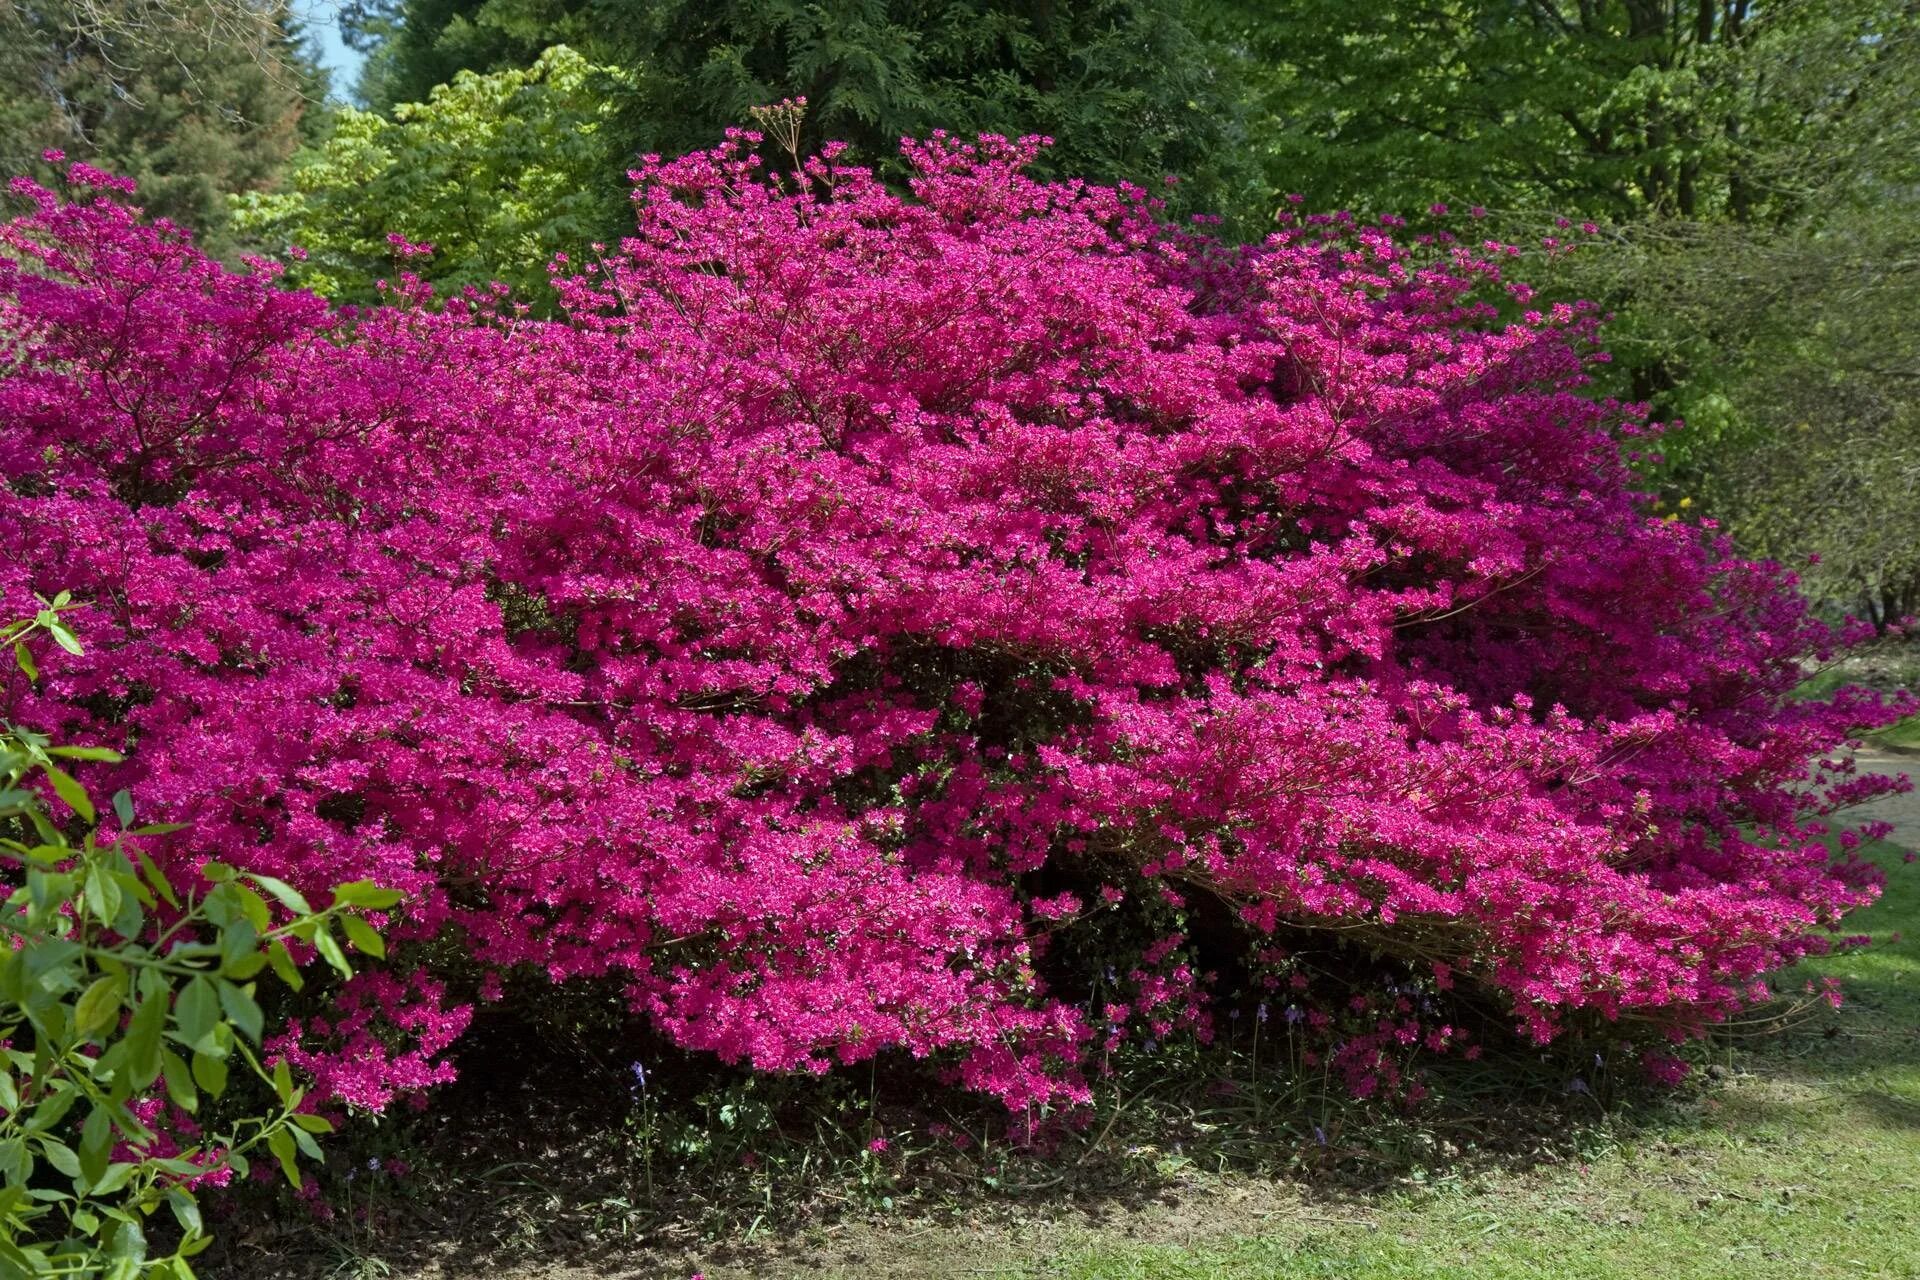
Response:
[987, 847, 1920, 1280]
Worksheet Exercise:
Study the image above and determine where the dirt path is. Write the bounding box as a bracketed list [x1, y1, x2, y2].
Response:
[261, 755, 1920, 1280]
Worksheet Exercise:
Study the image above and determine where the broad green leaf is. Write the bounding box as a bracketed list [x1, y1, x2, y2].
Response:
[79, 1104, 112, 1185]
[330, 880, 403, 911]
[40, 1139, 81, 1179]
[48, 745, 124, 763]
[92, 1162, 137, 1195]
[266, 1127, 300, 1188]
[47, 621, 82, 656]
[161, 1050, 198, 1113]
[137, 850, 179, 908]
[246, 873, 311, 916]
[174, 977, 219, 1052]
[216, 979, 263, 1044]
[126, 986, 170, 1085]
[74, 973, 125, 1040]
[341, 912, 386, 959]
[265, 940, 303, 992]
[312, 925, 351, 978]
[167, 1187, 203, 1238]
[190, 1050, 227, 1099]
[43, 764, 94, 824]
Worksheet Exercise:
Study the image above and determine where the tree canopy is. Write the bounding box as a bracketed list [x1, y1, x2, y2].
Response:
[0, 0, 325, 251]
[343, 0, 1266, 225]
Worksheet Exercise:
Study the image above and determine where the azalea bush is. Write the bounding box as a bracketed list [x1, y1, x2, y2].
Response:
[0, 133, 1904, 1123]
[0, 602, 396, 1277]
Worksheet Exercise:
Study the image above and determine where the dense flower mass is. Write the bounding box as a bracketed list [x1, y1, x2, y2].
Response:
[0, 135, 1905, 1110]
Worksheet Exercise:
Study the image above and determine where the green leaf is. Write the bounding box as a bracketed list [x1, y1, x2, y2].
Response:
[291, 1125, 323, 1162]
[27, 1084, 79, 1133]
[266, 1127, 300, 1188]
[167, 1187, 203, 1239]
[312, 924, 352, 979]
[231, 885, 272, 933]
[190, 1050, 227, 1099]
[340, 912, 386, 960]
[271, 1057, 295, 1105]
[112, 788, 134, 828]
[91, 1162, 137, 1196]
[75, 973, 125, 1040]
[126, 985, 169, 1085]
[291, 1113, 334, 1134]
[330, 880, 404, 911]
[43, 764, 94, 824]
[246, 873, 311, 916]
[137, 849, 179, 909]
[79, 1104, 112, 1186]
[12, 642, 36, 682]
[265, 940, 303, 992]
[161, 1050, 198, 1113]
[216, 979, 263, 1044]
[174, 977, 219, 1052]
[83, 867, 124, 928]
[47, 622, 82, 656]
[48, 745, 124, 763]
[0, 1138, 29, 1187]
[40, 1140, 81, 1179]
[219, 919, 260, 973]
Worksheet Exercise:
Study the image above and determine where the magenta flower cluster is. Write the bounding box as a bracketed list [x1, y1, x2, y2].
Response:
[0, 133, 1904, 1111]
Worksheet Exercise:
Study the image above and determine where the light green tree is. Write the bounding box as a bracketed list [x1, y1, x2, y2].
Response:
[231, 44, 629, 304]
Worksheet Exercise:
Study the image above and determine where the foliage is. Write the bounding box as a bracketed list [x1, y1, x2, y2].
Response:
[343, 0, 1264, 233]
[1215, 0, 1920, 618]
[230, 45, 628, 306]
[0, 0, 326, 255]
[1214, 0, 1902, 224]
[0, 601, 399, 1278]
[0, 140, 1905, 1121]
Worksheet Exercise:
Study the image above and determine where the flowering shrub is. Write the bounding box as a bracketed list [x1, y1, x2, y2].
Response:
[0, 134, 1904, 1115]
[0, 603, 396, 1277]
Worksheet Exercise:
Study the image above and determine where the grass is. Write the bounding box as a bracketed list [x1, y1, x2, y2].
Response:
[229, 814, 1920, 1280]
[1867, 714, 1920, 752]
[955, 843, 1920, 1280]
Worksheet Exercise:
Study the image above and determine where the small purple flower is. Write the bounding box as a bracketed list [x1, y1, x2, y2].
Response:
[1314, 1126, 1327, 1146]
[1257, 1002, 1270, 1024]
[630, 1061, 648, 1090]
[1284, 1004, 1304, 1025]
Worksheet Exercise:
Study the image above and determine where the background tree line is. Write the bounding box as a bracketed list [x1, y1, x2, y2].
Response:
[2, 0, 1914, 624]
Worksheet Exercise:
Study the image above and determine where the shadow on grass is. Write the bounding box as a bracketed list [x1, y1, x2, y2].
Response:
[206, 839, 1920, 1280]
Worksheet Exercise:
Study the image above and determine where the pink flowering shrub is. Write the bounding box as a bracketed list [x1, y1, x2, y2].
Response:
[0, 133, 1905, 1113]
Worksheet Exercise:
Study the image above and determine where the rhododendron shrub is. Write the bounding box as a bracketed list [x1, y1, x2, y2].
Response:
[0, 138, 1905, 1113]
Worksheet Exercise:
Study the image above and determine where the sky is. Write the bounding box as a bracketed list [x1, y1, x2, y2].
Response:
[298, 1, 368, 98]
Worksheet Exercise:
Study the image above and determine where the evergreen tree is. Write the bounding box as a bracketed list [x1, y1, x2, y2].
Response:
[0, 0, 326, 251]
[343, 0, 1263, 227]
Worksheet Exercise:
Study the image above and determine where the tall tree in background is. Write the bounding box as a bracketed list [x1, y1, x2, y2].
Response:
[232, 44, 626, 304]
[1218, 0, 1919, 618]
[0, 0, 325, 250]
[343, 0, 1265, 226]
